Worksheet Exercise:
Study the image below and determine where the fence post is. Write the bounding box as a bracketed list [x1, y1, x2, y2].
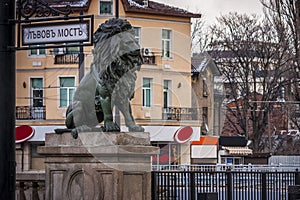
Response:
[296, 168, 300, 185]
[226, 169, 232, 200]
[262, 172, 267, 200]
[151, 171, 157, 200]
[190, 172, 196, 200]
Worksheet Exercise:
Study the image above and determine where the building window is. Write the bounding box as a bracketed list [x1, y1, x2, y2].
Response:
[133, 27, 141, 45]
[59, 77, 75, 108]
[29, 45, 46, 56]
[163, 80, 171, 108]
[142, 78, 152, 108]
[203, 79, 208, 97]
[162, 29, 171, 58]
[30, 78, 43, 107]
[202, 107, 208, 135]
[152, 143, 180, 165]
[99, 0, 113, 15]
[30, 78, 44, 120]
[221, 157, 243, 165]
[66, 45, 80, 54]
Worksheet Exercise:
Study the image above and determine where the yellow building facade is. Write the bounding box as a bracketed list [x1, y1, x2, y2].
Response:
[16, 0, 201, 169]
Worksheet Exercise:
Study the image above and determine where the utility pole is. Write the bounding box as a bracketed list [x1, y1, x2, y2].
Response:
[0, 0, 16, 199]
[115, 0, 119, 18]
[79, 10, 85, 82]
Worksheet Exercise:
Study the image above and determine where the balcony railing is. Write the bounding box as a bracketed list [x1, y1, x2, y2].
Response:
[162, 107, 198, 121]
[54, 54, 79, 64]
[143, 56, 156, 65]
[16, 106, 46, 120]
[16, 171, 45, 200]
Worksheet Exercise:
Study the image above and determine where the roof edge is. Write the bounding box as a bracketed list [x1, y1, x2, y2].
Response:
[121, 0, 201, 18]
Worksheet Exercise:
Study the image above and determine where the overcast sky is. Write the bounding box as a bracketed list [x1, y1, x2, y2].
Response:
[155, 0, 264, 25]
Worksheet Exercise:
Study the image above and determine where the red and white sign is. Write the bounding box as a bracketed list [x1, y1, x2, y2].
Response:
[15, 125, 35, 144]
[173, 126, 193, 144]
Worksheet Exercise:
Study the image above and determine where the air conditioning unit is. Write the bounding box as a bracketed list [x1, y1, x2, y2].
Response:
[53, 47, 65, 55]
[142, 48, 153, 56]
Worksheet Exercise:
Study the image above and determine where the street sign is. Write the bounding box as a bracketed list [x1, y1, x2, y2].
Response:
[16, 14, 94, 50]
[22, 20, 90, 45]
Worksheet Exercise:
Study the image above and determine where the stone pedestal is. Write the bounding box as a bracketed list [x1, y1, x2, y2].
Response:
[38, 132, 159, 200]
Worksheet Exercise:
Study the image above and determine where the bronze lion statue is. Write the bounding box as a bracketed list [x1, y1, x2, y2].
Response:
[64, 18, 144, 138]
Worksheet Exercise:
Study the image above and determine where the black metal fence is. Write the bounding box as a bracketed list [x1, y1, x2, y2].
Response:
[152, 169, 299, 200]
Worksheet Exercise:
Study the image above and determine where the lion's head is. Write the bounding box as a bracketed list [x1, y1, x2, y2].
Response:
[91, 18, 143, 83]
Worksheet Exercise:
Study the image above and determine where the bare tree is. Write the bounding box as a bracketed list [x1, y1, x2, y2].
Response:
[208, 12, 293, 152]
[191, 18, 211, 53]
[261, 0, 300, 130]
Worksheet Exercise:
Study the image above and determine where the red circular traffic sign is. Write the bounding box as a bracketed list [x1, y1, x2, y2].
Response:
[174, 126, 193, 144]
[15, 125, 35, 144]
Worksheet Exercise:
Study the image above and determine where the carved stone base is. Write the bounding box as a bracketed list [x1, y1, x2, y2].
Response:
[38, 132, 159, 200]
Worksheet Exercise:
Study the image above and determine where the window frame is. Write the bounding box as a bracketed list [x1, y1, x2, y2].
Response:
[66, 44, 80, 54]
[203, 78, 208, 97]
[28, 45, 46, 57]
[151, 142, 181, 165]
[30, 77, 44, 107]
[133, 26, 141, 46]
[59, 76, 76, 108]
[162, 29, 172, 59]
[142, 77, 153, 108]
[163, 80, 172, 108]
[99, 0, 113, 16]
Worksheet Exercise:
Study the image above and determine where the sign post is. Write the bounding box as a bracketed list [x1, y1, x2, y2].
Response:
[0, 1, 16, 199]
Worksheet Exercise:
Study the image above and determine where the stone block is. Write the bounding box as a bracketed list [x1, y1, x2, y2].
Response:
[39, 132, 159, 200]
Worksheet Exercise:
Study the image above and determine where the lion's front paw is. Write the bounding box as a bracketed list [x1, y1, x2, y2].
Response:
[71, 128, 78, 139]
[129, 125, 145, 132]
[104, 121, 120, 132]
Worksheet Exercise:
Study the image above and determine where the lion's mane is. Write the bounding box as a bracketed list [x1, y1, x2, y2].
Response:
[91, 18, 143, 101]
